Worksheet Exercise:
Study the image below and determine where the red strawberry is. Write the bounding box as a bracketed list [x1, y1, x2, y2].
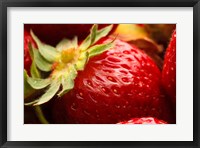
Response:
[52, 38, 174, 124]
[24, 24, 117, 46]
[118, 117, 167, 124]
[162, 30, 176, 105]
[24, 25, 174, 124]
[24, 29, 37, 72]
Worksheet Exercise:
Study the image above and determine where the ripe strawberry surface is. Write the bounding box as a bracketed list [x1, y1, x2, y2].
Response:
[162, 30, 176, 105]
[52, 38, 174, 124]
[118, 117, 167, 124]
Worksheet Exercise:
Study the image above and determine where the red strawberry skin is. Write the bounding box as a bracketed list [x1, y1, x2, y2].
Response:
[52, 38, 175, 124]
[118, 117, 167, 124]
[24, 29, 37, 72]
[162, 30, 176, 105]
[24, 24, 117, 46]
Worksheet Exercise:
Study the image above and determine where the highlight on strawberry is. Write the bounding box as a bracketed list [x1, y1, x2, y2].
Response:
[24, 24, 176, 124]
[118, 117, 167, 124]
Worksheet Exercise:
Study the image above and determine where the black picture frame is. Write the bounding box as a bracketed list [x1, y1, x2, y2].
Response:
[0, 0, 199, 147]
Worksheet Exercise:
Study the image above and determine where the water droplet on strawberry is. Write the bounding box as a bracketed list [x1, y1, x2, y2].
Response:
[76, 92, 84, 100]
[83, 110, 90, 116]
[112, 87, 120, 95]
[71, 103, 78, 111]
[88, 94, 98, 103]
[102, 87, 110, 94]
[115, 105, 121, 109]
[102, 69, 112, 73]
[107, 76, 117, 83]
[138, 81, 143, 87]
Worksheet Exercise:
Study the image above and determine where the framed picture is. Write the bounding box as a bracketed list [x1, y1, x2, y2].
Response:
[0, 0, 199, 147]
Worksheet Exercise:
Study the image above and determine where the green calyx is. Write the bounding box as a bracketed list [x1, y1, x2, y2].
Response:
[24, 24, 114, 106]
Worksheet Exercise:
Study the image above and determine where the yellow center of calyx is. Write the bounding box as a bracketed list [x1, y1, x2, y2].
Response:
[51, 47, 79, 78]
[61, 48, 76, 64]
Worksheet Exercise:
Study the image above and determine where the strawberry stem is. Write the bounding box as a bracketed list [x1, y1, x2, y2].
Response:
[34, 106, 49, 124]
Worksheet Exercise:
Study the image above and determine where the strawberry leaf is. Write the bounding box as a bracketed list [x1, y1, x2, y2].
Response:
[75, 51, 89, 71]
[32, 47, 53, 72]
[79, 34, 91, 51]
[90, 24, 98, 45]
[24, 100, 38, 106]
[24, 70, 36, 99]
[28, 44, 42, 78]
[56, 36, 78, 52]
[94, 25, 113, 44]
[57, 66, 77, 97]
[88, 42, 113, 58]
[28, 43, 34, 60]
[27, 77, 51, 89]
[57, 77, 72, 97]
[30, 30, 60, 63]
[34, 79, 61, 106]
[56, 38, 73, 51]
[30, 61, 41, 78]
[71, 36, 78, 49]
[79, 24, 98, 51]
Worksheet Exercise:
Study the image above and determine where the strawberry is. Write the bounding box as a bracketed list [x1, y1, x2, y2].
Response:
[52, 39, 174, 124]
[24, 29, 37, 72]
[24, 25, 174, 124]
[24, 24, 117, 46]
[112, 24, 164, 69]
[162, 30, 176, 105]
[118, 117, 167, 124]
